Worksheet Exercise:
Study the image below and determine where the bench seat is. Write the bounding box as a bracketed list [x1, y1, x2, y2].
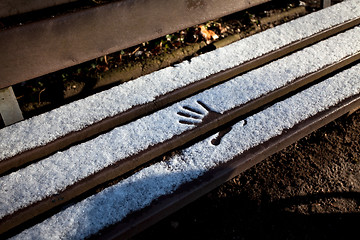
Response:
[1, 1, 360, 239]
[9, 62, 360, 239]
[1, 0, 360, 174]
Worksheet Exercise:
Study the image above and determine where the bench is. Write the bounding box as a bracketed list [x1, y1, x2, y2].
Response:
[1, 0, 360, 239]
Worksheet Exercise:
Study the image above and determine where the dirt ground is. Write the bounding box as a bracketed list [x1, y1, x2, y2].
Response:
[133, 110, 360, 240]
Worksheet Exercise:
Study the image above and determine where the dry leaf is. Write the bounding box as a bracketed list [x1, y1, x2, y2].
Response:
[199, 25, 219, 44]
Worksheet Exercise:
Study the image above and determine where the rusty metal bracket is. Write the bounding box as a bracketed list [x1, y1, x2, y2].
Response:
[0, 86, 23, 126]
[322, 0, 332, 8]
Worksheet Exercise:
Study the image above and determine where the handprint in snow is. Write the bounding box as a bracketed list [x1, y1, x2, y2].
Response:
[177, 100, 236, 146]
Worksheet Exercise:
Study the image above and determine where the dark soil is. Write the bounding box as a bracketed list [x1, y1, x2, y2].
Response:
[132, 109, 360, 240]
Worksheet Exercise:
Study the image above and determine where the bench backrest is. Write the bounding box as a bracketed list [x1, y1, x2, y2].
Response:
[0, 0, 270, 89]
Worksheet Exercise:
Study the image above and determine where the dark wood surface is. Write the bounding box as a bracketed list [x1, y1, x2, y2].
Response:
[0, 0, 270, 89]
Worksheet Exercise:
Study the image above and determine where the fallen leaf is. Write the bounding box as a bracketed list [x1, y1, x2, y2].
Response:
[199, 25, 219, 44]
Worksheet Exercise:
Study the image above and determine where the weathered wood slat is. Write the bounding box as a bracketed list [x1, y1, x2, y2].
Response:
[0, 0, 78, 18]
[0, 0, 270, 89]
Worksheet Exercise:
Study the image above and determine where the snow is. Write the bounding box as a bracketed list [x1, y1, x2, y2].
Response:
[1, 24, 360, 221]
[11, 62, 360, 240]
[1, 0, 360, 161]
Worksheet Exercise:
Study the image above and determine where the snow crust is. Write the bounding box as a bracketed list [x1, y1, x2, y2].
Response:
[1, 24, 360, 221]
[1, 0, 360, 161]
[11, 62, 360, 240]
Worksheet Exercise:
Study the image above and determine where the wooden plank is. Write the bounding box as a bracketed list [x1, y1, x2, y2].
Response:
[0, 0, 78, 18]
[0, 0, 270, 89]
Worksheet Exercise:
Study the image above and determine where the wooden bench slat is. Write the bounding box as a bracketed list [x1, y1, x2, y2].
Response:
[1, 12, 360, 175]
[10, 63, 360, 239]
[0, 0, 78, 18]
[0, 0, 271, 89]
[1, 25, 360, 234]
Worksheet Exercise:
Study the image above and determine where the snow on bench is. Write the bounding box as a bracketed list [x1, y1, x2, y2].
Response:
[1, 0, 360, 167]
[1, 21, 360, 235]
[10, 61, 360, 240]
[1, 1, 360, 238]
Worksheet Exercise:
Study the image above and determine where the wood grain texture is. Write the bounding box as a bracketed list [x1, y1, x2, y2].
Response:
[0, 0, 269, 88]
